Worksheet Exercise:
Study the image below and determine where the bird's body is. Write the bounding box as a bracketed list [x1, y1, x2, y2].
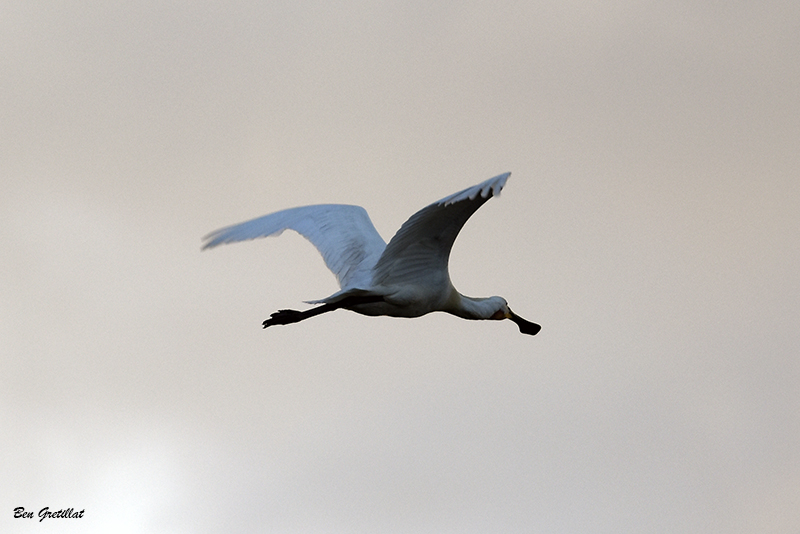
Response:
[203, 172, 540, 335]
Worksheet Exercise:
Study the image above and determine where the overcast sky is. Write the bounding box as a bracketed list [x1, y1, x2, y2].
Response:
[2, 1, 799, 533]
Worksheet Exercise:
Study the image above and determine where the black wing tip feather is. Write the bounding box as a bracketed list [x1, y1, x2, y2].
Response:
[440, 172, 511, 207]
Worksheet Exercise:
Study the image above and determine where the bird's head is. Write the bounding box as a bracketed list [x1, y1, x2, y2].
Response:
[488, 297, 541, 336]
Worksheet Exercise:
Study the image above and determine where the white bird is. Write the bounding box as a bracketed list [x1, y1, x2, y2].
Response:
[202, 172, 540, 335]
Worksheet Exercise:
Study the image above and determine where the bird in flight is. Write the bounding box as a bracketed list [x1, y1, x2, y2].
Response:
[202, 172, 540, 335]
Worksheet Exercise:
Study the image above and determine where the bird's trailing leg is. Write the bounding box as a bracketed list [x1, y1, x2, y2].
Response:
[262, 308, 311, 328]
[262, 295, 385, 329]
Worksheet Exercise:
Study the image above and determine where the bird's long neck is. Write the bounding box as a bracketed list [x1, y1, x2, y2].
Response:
[445, 291, 498, 320]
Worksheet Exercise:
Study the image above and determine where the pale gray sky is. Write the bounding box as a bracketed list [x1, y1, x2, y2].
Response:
[2, 1, 799, 533]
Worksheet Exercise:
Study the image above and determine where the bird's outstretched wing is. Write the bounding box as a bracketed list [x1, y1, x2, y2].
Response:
[202, 204, 386, 290]
[371, 172, 510, 288]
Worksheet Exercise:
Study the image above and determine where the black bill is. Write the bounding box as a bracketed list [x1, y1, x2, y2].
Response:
[508, 309, 541, 336]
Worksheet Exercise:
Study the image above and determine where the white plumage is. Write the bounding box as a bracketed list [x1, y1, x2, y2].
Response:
[203, 172, 540, 335]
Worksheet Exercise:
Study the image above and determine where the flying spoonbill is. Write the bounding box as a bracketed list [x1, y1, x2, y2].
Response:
[202, 172, 540, 335]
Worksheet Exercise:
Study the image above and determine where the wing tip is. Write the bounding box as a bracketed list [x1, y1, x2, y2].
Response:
[200, 228, 229, 250]
[440, 171, 512, 206]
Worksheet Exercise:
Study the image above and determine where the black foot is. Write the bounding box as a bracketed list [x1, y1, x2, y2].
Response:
[262, 309, 304, 328]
